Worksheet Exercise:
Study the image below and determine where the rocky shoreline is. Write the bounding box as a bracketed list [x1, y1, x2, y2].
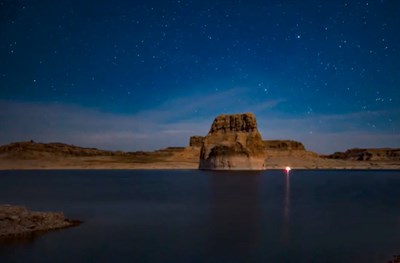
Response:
[0, 204, 81, 240]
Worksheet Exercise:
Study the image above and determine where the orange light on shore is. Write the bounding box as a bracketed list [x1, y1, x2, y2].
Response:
[285, 166, 291, 173]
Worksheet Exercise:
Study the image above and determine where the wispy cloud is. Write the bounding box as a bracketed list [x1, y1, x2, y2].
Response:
[257, 111, 400, 153]
[0, 92, 398, 153]
[0, 99, 206, 151]
[1, 89, 264, 151]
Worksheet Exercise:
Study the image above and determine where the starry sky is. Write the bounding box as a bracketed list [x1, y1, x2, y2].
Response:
[0, 0, 399, 153]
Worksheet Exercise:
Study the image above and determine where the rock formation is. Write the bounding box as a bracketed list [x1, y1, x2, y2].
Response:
[0, 204, 80, 239]
[0, 141, 121, 157]
[189, 136, 204, 147]
[264, 140, 305, 151]
[326, 148, 400, 161]
[199, 113, 265, 170]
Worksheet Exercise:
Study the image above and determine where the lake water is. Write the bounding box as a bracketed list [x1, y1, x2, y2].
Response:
[0, 170, 400, 263]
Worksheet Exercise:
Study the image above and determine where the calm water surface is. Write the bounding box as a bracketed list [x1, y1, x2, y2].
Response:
[0, 170, 400, 262]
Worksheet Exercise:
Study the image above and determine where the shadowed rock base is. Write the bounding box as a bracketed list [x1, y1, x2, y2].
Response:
[0, 204, 81, 240]
[199, 155, 265, 170]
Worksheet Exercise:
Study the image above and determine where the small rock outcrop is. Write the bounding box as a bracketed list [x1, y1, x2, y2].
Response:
[199, 113, 265, 170]
[189, 136, 204, 147]
[0, 204, 81, 239]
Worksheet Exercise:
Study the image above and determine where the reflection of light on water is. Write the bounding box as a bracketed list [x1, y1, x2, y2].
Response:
[282, 170, 291, 245]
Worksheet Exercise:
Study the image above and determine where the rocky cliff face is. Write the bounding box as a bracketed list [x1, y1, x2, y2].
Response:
[326, 148, 400, 161]
[199, 113, 265, 170]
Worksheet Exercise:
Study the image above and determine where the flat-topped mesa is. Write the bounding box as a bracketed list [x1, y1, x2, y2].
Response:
[326, 148, 400, 161]
[264, 140, 306, 151]
[199, 113, 266, 170]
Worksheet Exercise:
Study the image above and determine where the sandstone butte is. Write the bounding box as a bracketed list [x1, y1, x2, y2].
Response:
[199, 112, 266, 170]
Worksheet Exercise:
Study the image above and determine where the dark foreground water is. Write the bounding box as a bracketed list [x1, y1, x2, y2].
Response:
[0, 170, 400, 263]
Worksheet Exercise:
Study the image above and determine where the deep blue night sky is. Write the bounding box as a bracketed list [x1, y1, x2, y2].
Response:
[1, 0, 399, 153]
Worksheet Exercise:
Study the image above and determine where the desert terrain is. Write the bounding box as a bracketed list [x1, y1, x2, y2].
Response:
[0, 140, 399, 170]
